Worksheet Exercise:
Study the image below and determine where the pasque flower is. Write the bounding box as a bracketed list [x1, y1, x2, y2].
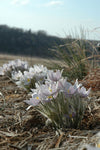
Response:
[47, 69, 63, 82]
[11, 70, 23, 81]
[23, 67, 91, 129]
[24, 93, 41, 106]
[78, 86, 91, 97]
[12, 64, 49, 91]
[0, 59, 29, 76]
[57, 78, 82, 96]
[39, 81, 59, 98]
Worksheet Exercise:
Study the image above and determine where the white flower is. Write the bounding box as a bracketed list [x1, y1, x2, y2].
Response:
[11, 70, 23, 81]
[57, 78, 73, 94]
[33, 64, 48, 74]
[24, 71, 34, 79]
[30, 81, 59, 104]
[34, 72, 46, 84]
[28, 67, 35, 74]
[11, 59, 28, 71]
[3, 63, 12, 72]
[0, 59, 29, 76]
[13, 64, 48, 90]
[28, 65, 48, 84]
[67, 79, 82, 95]
[47, 69, 63, 82]
[29, 65, 48, 75]
[57, 77, 68, 90]
[0, 67, 5, 75]
[24, 93, 41, 106]
[78, 87, 91, 97]
[73, 79, 82, 89]
[58, 78, 82, 96]
[39, 81, 59, 99]
[15, 73, 31, 88]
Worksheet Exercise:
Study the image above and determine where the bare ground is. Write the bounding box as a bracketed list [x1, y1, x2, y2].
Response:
[0, 72, 100, 150]
[0, 54, 100, 150]
[0, 54, 67, 68]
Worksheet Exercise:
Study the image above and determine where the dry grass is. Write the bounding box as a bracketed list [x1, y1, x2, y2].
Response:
[82, 68, 100, 93]
[0, 75, 100, 150]
[0, 54, 67, 68]
[0, 54, 100, 149]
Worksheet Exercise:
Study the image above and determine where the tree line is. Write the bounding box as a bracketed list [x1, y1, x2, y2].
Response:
[0, 25, 99, 58]
[0, 25, 65, 58]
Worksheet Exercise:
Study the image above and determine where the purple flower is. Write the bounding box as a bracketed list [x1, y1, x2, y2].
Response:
[40, 81, 59, 99]
[78, 87, 91, 97]
[47, 70, 63, 82]
[24, 94, 41, 106]
[57, 78, 79, 96]
[64, 112, 76, 118]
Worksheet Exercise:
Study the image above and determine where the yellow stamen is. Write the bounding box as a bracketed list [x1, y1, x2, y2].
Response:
[97, 143, 100, 148]
[48, 96, 53, 99]
[36, 97, 39, 100]
[40, 78, 43, 81]
[49, 87, 52, 92]
[67, 89, 69, 93]
[27, 78, 30, 82]
[69, 114, 72, 118]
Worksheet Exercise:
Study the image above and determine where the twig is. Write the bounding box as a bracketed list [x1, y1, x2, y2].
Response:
[0, 140, 9, 146]
[18, 134, 32, 148]
[9, 144, 22, 150]
[55, 132, 64, 148]
[68, 134, 88, 139]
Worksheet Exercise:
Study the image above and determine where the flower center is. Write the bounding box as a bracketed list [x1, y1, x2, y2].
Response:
[27, 78, 30, 82]
[49, 87, 52, 92]
[36, 96, 39, 100]
[47, 95, 53, 99]
[67, 89, 69, 93]
[69, 114, 72, 118]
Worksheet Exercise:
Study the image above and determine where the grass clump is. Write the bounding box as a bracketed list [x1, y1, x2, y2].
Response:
[53, 28, 99, 81]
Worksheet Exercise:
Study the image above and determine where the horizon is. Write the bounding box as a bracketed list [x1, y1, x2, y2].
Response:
[1, 23, 100, 42]
[0, 0, 100, 40]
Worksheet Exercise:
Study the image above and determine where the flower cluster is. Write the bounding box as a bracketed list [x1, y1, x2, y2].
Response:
[0, 60, 48, 91]
[24, 69, 91, 129]
[12, 64, 48, 91]
[0, 59, 91, 129]
[0, 59, 28, 77]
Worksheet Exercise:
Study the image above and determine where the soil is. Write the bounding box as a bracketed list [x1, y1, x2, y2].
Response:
[0, 74, 100, 150]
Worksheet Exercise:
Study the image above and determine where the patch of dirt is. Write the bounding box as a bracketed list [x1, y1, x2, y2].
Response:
[0, 75, 100, 150]
[82, 68, 100, 92]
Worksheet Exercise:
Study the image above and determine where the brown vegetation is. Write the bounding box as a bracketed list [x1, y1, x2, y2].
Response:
[0, 55, 100, 149]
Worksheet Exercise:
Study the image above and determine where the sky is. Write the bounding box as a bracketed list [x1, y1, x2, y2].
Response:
[0, 0, 100, 40]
